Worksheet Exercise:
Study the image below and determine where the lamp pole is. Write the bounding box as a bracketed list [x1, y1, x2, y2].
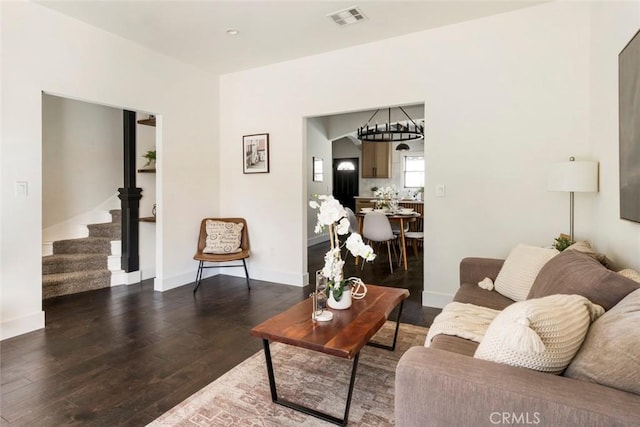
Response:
[569, 156, 575, 242]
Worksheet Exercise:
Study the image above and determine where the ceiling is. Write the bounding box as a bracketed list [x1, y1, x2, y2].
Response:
[38, 1, 548, 76]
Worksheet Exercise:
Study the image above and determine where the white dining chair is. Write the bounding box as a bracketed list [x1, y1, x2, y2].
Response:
[404, 231, 424, 261]
[362, 212, 398, 273]
[344, 207, 359, 234]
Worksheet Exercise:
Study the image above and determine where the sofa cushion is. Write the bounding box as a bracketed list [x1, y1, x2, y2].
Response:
[474, 294, 603, 374]
[454, 283, 514, 311]
[564, 289, 640, 395]
[203, 220, 244, 254]
[527, 250, 640, 310]
[430, 335, 478, 357]
[493, 244, 558, 301]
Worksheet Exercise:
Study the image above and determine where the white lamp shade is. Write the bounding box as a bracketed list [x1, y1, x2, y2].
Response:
[548, 161, 599, 192]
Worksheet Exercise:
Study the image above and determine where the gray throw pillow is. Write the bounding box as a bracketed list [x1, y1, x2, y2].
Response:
[564, 289, 640, 395]
[527, 250, 639, 310]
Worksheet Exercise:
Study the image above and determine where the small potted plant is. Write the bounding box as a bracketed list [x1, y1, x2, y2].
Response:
[553, 234, 574, 251]
[142, 150, 156, 169]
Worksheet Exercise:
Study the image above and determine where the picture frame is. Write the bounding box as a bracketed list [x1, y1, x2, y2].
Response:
[619, 28, 640, 223]
[243, 133, 270, 174]
[313, 157, 323, 182]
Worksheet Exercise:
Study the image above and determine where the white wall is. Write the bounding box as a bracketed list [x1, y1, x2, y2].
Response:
[42, 94, 123, 228]
[306, 117, 332, 247]
[1, 1, 218, 339]
[219, 1, 594, 304]
[590, 1, 640, 271]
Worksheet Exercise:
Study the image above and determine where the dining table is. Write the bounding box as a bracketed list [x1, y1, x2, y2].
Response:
[355, 210, 421, 271]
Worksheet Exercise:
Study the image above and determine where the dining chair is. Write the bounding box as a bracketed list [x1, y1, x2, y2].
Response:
[344, 207, 359, 234]
[193, 217, 251, 293]
[404, 231, 424, 261]
[362, 212, 398, 273]
[391, 220, 409, 236]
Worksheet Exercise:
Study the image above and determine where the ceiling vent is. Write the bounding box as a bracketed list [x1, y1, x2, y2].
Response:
[327, 6, 367, 26]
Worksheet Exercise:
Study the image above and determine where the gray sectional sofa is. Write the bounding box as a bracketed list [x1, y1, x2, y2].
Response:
[395, 251, 640, 427]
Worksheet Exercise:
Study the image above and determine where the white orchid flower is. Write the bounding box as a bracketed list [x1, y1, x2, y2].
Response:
[336, 217, 350, 235]
[310, 195, 376, 284]
[345, 233, 376, 262]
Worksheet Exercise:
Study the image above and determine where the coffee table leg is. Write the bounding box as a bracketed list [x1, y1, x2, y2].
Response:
[262, 339, 360, 426]
[262, 339, 278, 401]
[367, 300, 405, 351]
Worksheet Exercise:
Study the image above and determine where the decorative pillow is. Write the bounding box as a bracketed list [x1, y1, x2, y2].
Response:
[566, 240, 609, 267]
[203, 221, 244, 254]
[618, 268, 640, 283]
[493, 244, 558, 301]
[474, 294, 604, 374]
[564, 289, 640, 395]
[527, 250, 640, 310]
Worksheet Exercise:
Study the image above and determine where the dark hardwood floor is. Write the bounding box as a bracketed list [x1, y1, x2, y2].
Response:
[1, 242, 439, 426]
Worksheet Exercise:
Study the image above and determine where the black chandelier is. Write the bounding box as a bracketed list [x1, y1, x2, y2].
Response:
[357, 106, 424, 142]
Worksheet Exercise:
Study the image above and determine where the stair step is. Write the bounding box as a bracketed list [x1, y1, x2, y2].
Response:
[109, 209, 121, 224]
[43, 269, 111, 299]
[43, 254, 107, 275]
[87, 222, 121, 239]
[53, 237, 112, 255]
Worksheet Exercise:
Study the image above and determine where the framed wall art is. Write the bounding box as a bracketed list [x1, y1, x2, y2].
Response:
[313, 157, 323, 182]
[243, 133, 270, 174]
[619, 28, 640, 223]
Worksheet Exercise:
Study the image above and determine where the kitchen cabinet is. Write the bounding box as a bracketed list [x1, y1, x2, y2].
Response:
[361, 142, 391, 178]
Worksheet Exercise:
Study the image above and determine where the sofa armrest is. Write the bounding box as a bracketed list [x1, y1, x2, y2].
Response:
[459, 257, 504, 286]
[395, 347, 640, 427]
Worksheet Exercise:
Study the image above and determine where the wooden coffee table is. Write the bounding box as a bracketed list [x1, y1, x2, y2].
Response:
[251, 284, 409, 426]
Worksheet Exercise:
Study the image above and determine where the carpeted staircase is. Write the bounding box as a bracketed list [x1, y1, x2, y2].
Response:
[43, 210, 121, 299]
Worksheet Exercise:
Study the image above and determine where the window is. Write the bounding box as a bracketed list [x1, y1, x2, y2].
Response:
[337, 161, 355, 171]
[404, 155, 424, 188]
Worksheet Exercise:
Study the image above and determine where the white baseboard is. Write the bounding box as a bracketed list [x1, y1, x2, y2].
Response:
[108, 255, 120, 271]
[111, 270, 126, 286]
[155, 269, 201, 292]
[248, 266, 306, 286]
[1, 310, 45, 340]
[141, 267, 156, 281]
[422, 291, 453, 309]
[42, 242, 53, 256]
[154, 263, 307, 292]
[111, 270, 141, 286]
[110, 241, 121, 256]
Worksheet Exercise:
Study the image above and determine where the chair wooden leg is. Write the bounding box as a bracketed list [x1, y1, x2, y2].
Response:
[386, 241, 394, 274]
[193, 261, 204, 293]
[242, 259, 251, 290]
[412, 239, 420, 261]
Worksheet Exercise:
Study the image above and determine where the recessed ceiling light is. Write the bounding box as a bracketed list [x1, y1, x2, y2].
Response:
[327, 6, 367, 26]
[226, 29, 239, 36]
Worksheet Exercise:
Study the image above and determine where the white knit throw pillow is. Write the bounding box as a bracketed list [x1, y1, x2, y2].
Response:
[474, 294, 604, 374]
[494, 244, 558, 301]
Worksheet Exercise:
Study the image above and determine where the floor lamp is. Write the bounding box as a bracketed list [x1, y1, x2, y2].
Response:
[548, 157, 599, 242]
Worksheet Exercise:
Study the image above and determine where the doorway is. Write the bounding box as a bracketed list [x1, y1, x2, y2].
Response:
[332, 158, 359, 211]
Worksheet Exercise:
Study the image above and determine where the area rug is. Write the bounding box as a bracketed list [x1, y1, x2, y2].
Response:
[149, 321, 428, 426]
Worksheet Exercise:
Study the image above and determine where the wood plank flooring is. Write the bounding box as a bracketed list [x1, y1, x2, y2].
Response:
[1, 242, 439, 426]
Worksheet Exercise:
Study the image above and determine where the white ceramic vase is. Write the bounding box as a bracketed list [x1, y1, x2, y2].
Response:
[328, 288, 352, 310]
